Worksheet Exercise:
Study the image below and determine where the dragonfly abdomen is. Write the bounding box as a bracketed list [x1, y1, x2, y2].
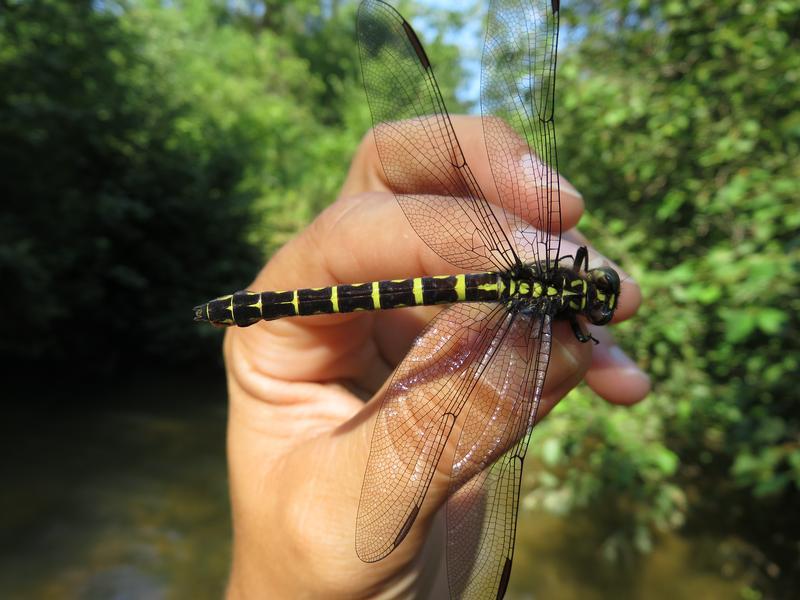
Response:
[194, 272, 506, 327]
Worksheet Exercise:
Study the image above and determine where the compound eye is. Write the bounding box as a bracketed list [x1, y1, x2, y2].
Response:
[594, 267, 620, 293]
[588, 303, 614, 326]
[586, 267, 620, 326]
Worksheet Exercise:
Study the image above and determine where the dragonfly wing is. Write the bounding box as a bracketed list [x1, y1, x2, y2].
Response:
[357, 0, 521, 272]
[481, 0, 562, 269]
[356, 302, 519, 561]
[447, 436, 532, 600]
[446, 314, 552, 599]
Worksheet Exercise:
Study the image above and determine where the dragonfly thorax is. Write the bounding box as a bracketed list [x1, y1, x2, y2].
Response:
[504, 261, 619, 326]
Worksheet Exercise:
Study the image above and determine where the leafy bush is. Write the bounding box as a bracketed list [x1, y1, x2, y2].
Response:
[1, 1, 262, 363]
[528, 0, 800, 593]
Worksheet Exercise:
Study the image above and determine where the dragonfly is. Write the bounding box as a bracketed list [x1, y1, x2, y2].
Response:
[194, 0, 620, 597]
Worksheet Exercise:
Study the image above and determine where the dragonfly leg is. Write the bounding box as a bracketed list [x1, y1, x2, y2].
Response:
[570, 314, 598, 344]
[573, 246, 590, 272]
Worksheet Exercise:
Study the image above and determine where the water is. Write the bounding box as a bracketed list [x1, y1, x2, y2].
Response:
[0, 371, 231, 600]
[509, 512, 750, 599]
[1, 370, 749, 599]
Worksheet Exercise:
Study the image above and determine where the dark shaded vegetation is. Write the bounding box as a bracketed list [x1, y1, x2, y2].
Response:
[1, 0, 797, 597]
[1, 1, 260, 365]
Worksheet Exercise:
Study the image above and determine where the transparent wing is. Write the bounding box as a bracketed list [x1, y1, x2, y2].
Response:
[356, 306, 551, 581]
[356, 302, 513, 561]
[357, 0, 521, 272]
[447, 438, 529, 599]
[446, 315, 551, 599]
[355, 2, 562, 595]
[481, 0, 562, 270]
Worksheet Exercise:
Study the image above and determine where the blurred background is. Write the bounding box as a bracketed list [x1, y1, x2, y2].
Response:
[1, 0, 797, 598]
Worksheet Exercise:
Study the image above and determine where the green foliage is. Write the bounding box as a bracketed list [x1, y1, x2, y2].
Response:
[0, 0, 469, 368]
[527, 0, 800, 593]
[527, 394, 686, 563]
[4, 0, 797, 594]
[0, 0, 262, 363]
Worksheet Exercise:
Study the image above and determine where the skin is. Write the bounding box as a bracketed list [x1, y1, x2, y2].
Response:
[224, 116, 651, 599]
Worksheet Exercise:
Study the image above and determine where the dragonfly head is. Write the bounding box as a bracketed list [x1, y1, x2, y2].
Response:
[585, 267, 620, 325]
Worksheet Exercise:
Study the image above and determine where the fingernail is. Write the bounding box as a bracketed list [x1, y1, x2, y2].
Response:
[558, 176, 582, 199]
[608, 345, 635, 367]
[587, 254, 608, 270]
[608, 345, 649, 381]
[519, 153, 583, 199]
[519, 153, 551, 187]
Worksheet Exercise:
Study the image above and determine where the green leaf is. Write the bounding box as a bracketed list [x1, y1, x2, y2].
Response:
[756, 308, 787, 334]
[541, 438, 563, 466]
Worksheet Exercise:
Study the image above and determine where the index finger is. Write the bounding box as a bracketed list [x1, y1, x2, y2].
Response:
[340, 114, 585, 233]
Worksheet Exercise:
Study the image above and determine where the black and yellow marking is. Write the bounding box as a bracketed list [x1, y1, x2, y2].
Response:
[193, 259, 619, 330]
[195, 272, 507, 327]
[568, 278, 588, 311]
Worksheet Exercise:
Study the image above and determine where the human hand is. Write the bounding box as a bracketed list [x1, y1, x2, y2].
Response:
[223, 116, 650, 598]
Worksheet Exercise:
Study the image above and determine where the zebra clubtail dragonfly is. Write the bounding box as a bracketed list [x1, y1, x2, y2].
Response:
[195, 0, 621, 597]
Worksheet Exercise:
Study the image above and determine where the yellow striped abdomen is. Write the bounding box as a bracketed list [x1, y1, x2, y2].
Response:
[194, 272, 505, 327]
